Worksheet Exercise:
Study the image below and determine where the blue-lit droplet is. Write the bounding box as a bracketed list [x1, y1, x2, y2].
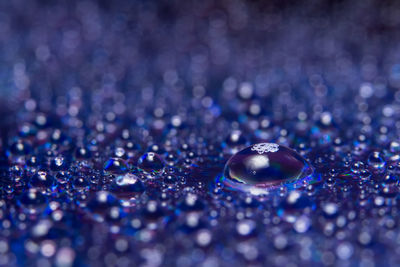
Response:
[17, 189, 47, 215]
[137, 152, 165, 173]
[177, 193, 205, 213]
[50, 156, 69, 171]
[72, 176, 90, 191]
[87, 191, 120, 222]
[104, 158, 129, 174]
[222, 143, 313, 194]
[29, 170, 56, 192]
[225, 130, 247, 147]
[110, 173, 145, 200]
[10, 140, 31, 155]
[367, 151, 386, 172]
[278, 191, 314, 223]
[75, 147, 91, 159]
[142, 200, 165, 222]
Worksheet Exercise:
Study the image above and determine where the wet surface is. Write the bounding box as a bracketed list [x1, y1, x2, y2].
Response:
[0, 0, 400, 266]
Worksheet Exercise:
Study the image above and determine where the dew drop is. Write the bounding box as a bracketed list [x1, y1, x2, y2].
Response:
[10, 140, 32, 155]
[29, 170, 56, 192]
[86, 191, 119, 222]
[104, 158, 129, 174]
[278, 191, 314, 223]
[222, 143, 313, 194]
[18, 189, 47, 215]
[50, 156, 69, 171]
[137, 152, 165, 173]
[236, 219, 255, 237]
[322, 202, 338, 218]
[367, 151, 386, 172]
[110, 173, 145, 202]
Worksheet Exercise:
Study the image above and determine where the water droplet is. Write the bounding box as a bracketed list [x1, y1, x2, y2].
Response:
[322, 202, 338, 218]
[50, 156, 69, 171]
[142, 200, 165, 222]
[29, 171, 56, 192]
[367, 151, 386, 172]
[87, 191, 119, 222]
[222, 143, 313, 194]
[294, 215, 311, 233]
[226, 130, 246, 145]
[196, 229, 212, 247]
[351, 161, 365, 174]
[177, 193, 205, 213]
[236, 219, 255, 237]
[278, 191, 314, 223]
[104, 158, 129, 174]
[336, 242, 353, 260]
[75, 147, 91, 159]
[137, 152, 165, 173]
[110, 173, 145, 204]
[18, 189, 47, 215]
[10, 140, 31, 155]
[72, 176, 90, 191]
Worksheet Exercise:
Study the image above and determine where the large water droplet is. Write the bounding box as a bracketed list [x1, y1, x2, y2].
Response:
[222, 143, 313, 194]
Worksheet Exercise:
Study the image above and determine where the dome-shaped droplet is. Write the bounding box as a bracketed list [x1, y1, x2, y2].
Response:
[86, 191, 119, 222]
[141, 200, 165, 222]
[72, 176, 90, 191]
[367, 151, 386, 172]
[225, 130, 247, 147]
[10, 140, 32, 155]
[222, 143, 313, 194]
[110, 173, 145, 200]
[104, 158, 129, 174]
[277, 191, 314, 223]
[29, 170, 56, 192]
[177, 193, 205, 213]
[18, 189, 47, 215]
[137, 152, 165, 173]
[50, 156, 69, 171]
[75, 147, 91, 159]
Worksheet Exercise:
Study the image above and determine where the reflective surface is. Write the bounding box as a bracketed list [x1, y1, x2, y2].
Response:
[223, 143, 313, 193]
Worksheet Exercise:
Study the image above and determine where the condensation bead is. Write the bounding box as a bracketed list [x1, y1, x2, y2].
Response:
[223, 143, 313, 193]
[110, 173, 145, 200]
[104, 158, 129, 174]
[137, 152, 165, 173]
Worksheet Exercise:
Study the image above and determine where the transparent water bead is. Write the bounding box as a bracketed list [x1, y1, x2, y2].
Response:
[137, 152, 165, 173]
[104, 158, 129, 174]
[110, 173, 145, 201]
[222, 143, 314, 194]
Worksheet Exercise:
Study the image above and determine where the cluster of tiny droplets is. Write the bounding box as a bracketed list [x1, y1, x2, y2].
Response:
[0, 0, 400, 266]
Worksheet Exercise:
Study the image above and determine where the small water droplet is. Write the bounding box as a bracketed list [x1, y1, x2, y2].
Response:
[110, 173, 145, 205]
[104, 158, 129, 174]
[137, 152, 165, 173]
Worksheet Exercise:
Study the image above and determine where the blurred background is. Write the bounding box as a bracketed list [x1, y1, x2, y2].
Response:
[1, 0, 400, 135]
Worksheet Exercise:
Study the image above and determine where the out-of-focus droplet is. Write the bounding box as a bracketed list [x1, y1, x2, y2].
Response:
[137, 152, 165, 173]
[110, 173, 145, 202]
[104, 158, 129, 174]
